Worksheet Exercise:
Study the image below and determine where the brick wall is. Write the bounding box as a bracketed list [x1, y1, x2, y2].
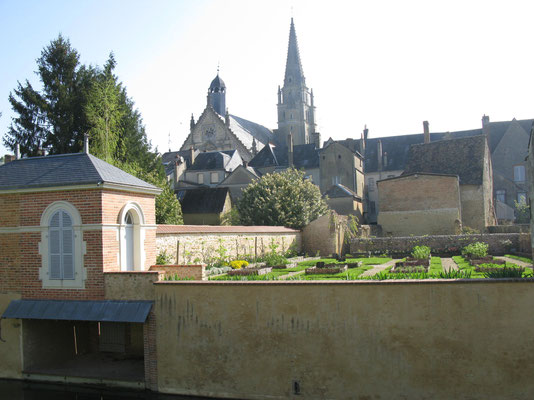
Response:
[351, 233, 527, 257]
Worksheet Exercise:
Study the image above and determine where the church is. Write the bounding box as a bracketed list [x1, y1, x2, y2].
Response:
[178, 18, 320, 162]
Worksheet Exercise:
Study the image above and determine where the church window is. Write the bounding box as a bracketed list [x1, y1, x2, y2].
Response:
[197, 173, 204, 184]
[513, 165, 525, 183]
[370, 201, 376, 215]
[496, 190, 506, 203]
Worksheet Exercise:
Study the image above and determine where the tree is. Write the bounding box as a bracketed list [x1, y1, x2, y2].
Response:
[236, 168, 328, 229]
[4, 35, 92, 156]
[515, 200, 530, 224]
[156, 183, 183, 225]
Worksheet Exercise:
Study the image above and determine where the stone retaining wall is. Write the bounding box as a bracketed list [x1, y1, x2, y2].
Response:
[351, 233, 530, 257]
[149, 265, 204, 280]
[156, 225, 301, 265]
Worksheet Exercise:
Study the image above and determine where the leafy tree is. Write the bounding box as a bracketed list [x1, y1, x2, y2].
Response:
[515, 200, 530, 224]
[156, 184, 183, 225]
[236, 168, 328, 229]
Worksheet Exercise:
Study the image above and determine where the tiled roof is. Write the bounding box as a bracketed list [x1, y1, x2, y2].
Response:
[403, 135, 486, 185]
[324, 183, 361, 199]
[188, 150, 241, 172]
[157, 225, 300, 234]
[249, 143, 319, 169]
[0, 152, 159, 191]
[229, 115, 273, 150]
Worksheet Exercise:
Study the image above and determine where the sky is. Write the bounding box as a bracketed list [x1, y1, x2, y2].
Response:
[1, 0, 534, 157]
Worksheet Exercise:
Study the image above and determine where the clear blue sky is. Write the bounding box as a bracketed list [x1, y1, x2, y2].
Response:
[1, 0, 534, 157]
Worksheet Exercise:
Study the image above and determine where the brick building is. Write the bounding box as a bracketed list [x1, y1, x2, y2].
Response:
[0, 150, 162, 388]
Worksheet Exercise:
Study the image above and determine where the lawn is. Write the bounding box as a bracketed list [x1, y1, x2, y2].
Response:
[504, 254, 533, 264]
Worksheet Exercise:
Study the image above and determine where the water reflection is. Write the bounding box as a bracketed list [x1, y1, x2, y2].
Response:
[0, 379, 211, 400]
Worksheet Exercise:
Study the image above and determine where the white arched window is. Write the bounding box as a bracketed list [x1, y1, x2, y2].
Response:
[39, 201, 86, 289]
[119, 203, 146, 271]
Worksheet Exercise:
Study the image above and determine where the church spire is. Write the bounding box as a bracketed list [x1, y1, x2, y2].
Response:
[284, 18, 305, 87]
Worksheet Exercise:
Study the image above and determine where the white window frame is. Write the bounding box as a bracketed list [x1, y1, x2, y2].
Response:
[39, 201, 86, 289]
[514, 165, 526, 183]
[118, 202, 146, 272]
[210, 172, 219, 184]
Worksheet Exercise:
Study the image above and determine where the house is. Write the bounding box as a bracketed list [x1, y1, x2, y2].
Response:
[341, 117, 532, 223]
[161, 148, 199, 185]
[178, 187, 232, 225]
[400, 135, 496, 232]
[323, 184, 363, 220]
[218, 163, 262, 201]
[0, 145, 161, 388]
[179, 149, 242, 188]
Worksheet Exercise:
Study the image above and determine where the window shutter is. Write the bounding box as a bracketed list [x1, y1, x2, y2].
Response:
[49, 212, 62, 279]
[62, 228, 74, 279]
[49, 209, 75, 280]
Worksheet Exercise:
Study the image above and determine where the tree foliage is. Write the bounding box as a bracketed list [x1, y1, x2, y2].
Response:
[3, 35, 182, 225]
[236, 168, 328, 229]
[515, 200, 530, 224]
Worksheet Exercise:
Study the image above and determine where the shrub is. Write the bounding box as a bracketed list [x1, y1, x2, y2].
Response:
[411, 245, 431, 260]
[156, 250, 173, 265]
[229, 260, 249, 269]
[438, 268, 471, 279]
[264, 253, 289, 267]
[462, 242, 488, 258]
[483, 266, 525, 278]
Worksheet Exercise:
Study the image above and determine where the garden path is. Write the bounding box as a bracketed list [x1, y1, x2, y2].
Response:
[360, 259, 400, 278]
[441, 258, 458, 271]
[495, 256, 533, 269]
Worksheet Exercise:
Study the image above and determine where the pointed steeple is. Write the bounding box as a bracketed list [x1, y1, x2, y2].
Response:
[284, 18, 305, 87]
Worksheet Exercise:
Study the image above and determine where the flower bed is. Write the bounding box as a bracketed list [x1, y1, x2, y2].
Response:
[305, 264, 348, 275]
[227, 267, 272, 276]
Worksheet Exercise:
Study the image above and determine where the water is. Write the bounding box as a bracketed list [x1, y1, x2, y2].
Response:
[0, 379, 211, 400]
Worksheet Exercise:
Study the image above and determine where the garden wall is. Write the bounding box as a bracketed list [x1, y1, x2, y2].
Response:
[350, 233, 529, 257]
[156, 225, 301, 265]
[154, 279, 534, 400]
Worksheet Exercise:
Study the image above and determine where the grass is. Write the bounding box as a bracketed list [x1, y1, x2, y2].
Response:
[504, 254, 533, 264]
[296, 257, 392, 268]
[429, 257, 443, 274]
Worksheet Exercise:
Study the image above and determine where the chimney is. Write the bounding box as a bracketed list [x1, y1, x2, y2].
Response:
[189, 146, 196, 165]
[423, 121, 430, 144]
[15, 144, 20, 160]
[174, 157, 180, 185]
[243, 160, 248, 168]
[363, 125, 369, 141]
[377, 140, 383, 171]
[225, 108, 230, 127]
[313, 131, 321, 149]
[4, 154, 15, 163]
[360, 125, 367, 155]
[482, 114, 490, 136]
[84, 134, 89, 154]
[190, 114, 195, 131]
[287, 132, 294, 167]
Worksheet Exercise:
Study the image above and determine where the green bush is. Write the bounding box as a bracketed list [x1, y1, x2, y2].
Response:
[264, 253, 289, 267]
[461, 242, 488, 258]
[156, 250, 173, 265]
[439, 268, 471, 279]
[483, 266, 525, 278]
[411, 245, 431, 260]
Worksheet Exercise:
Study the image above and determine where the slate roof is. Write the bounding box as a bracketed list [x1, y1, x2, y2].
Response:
[229, 114, 273, 149]
[336, 118, 533, 174]
[324, 184, 361, 200]
[0, 153, 159, 191]
[402, 135, 487, 185]
[249, 143, 319, 169]
[188, 150, 241, 172]
[179, 187, 230, 214]
[161, 149, 198, 176]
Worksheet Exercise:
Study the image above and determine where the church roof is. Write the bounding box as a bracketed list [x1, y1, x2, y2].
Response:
[209, 74, 225, 91]
[403, 135, 487, 185]
[0, 152, 159, 192]
[284, 18, 306, 87]
[229, 114, 273, 149]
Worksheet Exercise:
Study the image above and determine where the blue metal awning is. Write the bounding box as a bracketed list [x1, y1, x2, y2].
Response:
[1, 299, 153, 323]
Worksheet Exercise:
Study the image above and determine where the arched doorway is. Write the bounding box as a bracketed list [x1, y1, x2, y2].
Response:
[124, 211, 134, 271]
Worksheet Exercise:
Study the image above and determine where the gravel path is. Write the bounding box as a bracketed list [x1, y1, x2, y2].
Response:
[441, 258, 458, 272]
[495, 256, 533, 269]
[360, 259, 400, 278]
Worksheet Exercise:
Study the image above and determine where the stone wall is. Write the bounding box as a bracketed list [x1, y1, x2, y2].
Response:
[149, 265, 204, 280]
[351, 233, 527, 257]
[154, 279, 534, 399]
[104, 271, 162, 300]
[377, 174, 462, 236]
[156, 225, 301, 265]
[302, 212, 347, 257]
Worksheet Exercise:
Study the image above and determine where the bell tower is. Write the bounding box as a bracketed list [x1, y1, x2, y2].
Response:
[207, 69, 226, 116]
[276, 18, 317, 147]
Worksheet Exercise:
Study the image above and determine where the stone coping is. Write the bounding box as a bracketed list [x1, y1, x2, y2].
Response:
[154, 278, 534, 286]
[104, 271, 160, 275]
[156, 224, 300, 234]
